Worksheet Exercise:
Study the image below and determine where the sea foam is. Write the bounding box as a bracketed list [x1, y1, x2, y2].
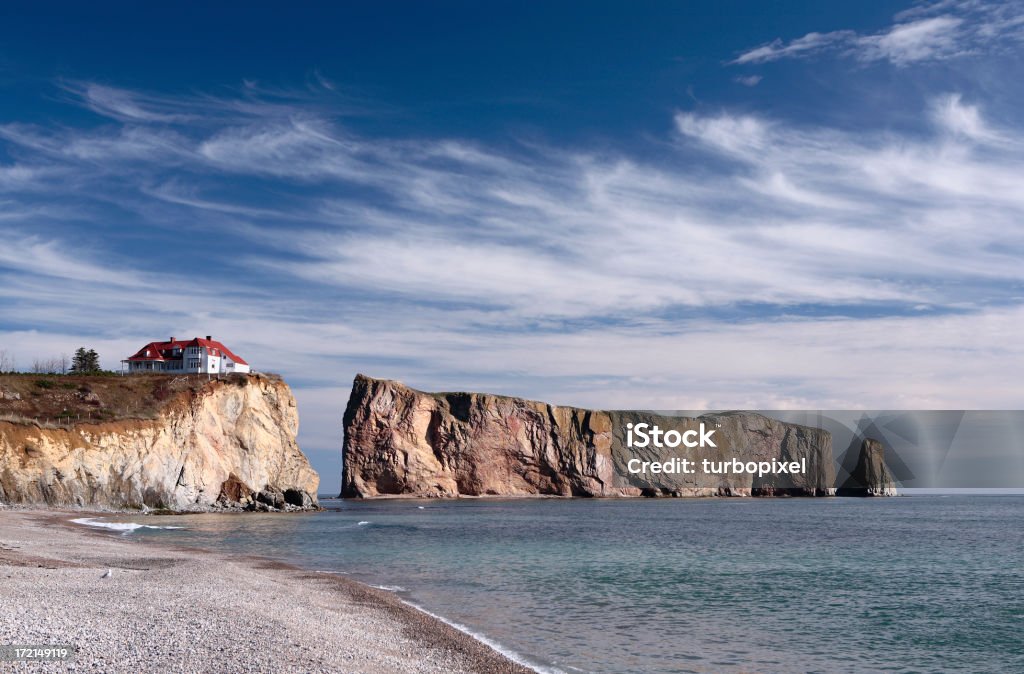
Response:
[71, 517, 184, 532]
[402, 599, 565, 674]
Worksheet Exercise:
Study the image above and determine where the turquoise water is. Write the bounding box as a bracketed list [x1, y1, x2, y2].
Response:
[114, 496, 1023, 673]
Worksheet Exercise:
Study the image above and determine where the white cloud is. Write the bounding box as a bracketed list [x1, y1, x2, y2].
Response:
[197, 119, 360, 177]
[0, 237, 149, 287]
[857, 16, 964, 64]
[674, 112, 770, 156]
[733, 31, 854, 64]
[930, 93, 996, 141]
[68, 83, 193, 123]
[733, 1, 1024, 66]
[0, 164, 57, 192]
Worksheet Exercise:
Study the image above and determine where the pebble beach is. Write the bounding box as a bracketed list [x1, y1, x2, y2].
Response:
[0, 510, 532, 673]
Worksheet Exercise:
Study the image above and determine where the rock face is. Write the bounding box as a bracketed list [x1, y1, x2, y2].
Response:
[0, 375, 319, 511]
[836, 438, 898, 496]
[341, 375, 837, 498]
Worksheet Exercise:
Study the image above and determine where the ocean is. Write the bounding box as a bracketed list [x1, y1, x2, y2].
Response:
[92, 496, 1024, 673]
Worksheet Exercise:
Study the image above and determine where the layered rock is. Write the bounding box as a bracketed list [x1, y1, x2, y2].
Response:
[836, 438, 898, 496]
[341, 375, 838, 498]
[0, 375, 319, 511]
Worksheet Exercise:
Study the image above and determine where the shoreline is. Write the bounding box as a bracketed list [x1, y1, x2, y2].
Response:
[0, 510, 535, 674]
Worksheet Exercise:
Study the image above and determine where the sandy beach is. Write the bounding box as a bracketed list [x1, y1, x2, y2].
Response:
[0, 510, 532, 673]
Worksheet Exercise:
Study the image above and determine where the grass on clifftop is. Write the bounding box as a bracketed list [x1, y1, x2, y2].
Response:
[0, 373, 276, 427]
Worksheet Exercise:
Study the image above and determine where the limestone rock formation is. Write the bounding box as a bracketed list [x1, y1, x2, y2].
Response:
[341, 375, 837, 498]
[836, 438, 898, 496]
[0, 375, 319, 511]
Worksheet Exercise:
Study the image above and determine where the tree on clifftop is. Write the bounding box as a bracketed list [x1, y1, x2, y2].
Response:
[71, 347, 101, 373]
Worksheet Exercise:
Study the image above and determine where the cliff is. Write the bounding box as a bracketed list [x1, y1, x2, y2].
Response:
[341, 375, 841, 498]
[836, 438, 898, 496]
[0, 374, 319, 511]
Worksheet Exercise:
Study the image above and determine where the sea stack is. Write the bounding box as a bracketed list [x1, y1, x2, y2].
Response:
[0, 374, 320, 511]
[837, 438, 898, 496]
[341, 374, 838, 498]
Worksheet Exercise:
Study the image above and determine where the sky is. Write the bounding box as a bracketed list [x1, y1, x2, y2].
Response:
[1, 1, 1023, 491]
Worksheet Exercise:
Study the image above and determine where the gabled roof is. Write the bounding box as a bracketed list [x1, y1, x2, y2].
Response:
[126, 340, 189, 362]
[182, 337, 249, 366]
[126, 338, 249, 365]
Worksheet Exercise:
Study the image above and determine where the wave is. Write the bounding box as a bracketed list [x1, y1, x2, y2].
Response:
[401, 599, 566, 674]
[357, 521, 371, 526]
[71, 517, 184, 532]
[369, 584, 407, 592]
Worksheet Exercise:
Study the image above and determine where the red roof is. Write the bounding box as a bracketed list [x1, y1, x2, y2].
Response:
[126, 337, 248, 365]
[182, 337, 249, 366]
[126, 340, 189, 361]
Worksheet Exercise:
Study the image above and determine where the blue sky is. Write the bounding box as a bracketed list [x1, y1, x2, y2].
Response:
[2, 1, 1023, 490]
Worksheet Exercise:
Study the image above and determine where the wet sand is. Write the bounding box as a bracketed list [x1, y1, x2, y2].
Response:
[0, 510, 533, 673]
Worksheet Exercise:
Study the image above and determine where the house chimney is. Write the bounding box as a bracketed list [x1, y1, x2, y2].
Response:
[206, 335, 212, 341]
[169, 336, 175, 342]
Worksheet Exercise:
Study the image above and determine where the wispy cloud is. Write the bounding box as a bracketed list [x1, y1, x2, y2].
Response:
[4, 83, 1024, 322]
[66, 82, 196, 123]
[733, 1, 1024, 65]
[733, 31, 856, 65]
[733, 75, 763, 87]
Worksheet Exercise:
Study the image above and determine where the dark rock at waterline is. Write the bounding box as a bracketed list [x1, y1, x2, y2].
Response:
[837, 438, 898, 496]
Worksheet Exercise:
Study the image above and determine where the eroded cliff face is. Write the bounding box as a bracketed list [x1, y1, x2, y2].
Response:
[341, 375, 840, 498]
[342, 374, 609, 497]
[837, 438, 898, 496]
[0, 376, 319, 511]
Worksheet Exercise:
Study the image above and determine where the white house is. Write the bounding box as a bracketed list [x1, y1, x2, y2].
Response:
[124, 336, 251, 374]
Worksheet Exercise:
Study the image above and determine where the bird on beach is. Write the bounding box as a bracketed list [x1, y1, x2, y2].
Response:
[100, 568, 113, 579]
